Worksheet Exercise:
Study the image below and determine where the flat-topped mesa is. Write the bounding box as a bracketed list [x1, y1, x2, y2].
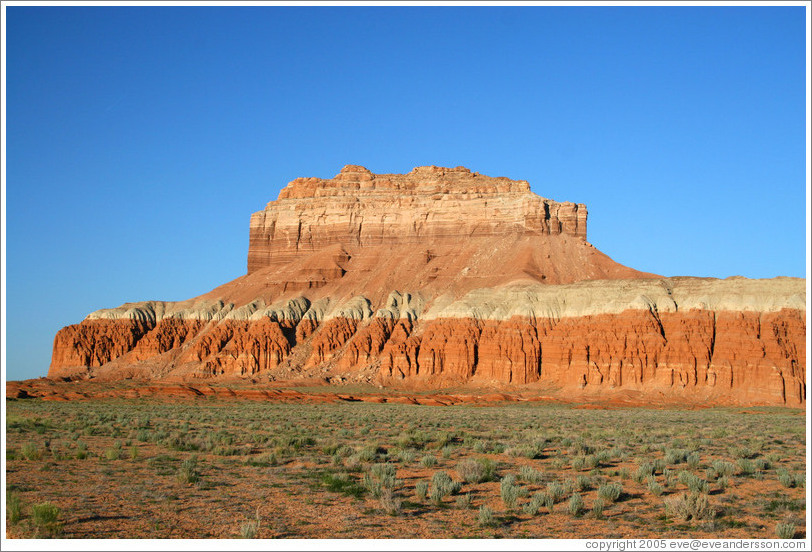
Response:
[248, 165, 587, 274]
[44, 162, 806, 406]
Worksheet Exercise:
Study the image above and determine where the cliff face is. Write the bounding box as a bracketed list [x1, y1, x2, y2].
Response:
[48, 166, 807, 406]
[247, 165, 587, 274]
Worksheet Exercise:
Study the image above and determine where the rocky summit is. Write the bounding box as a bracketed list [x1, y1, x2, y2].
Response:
[47, 166, 806, 405]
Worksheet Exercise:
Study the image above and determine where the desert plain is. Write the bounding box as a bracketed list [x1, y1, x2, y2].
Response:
[4, 383, 807, 540]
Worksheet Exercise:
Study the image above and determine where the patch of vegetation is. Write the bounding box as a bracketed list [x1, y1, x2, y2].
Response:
[31, 502, 61, 537]
[597, 482, 623, 503]
[430, 471, 461, 504]
[568, 492, 584, 516]
[500, 475, 520, 510]
[457, 457, 497, 483]
[239, 509, 261, 539]
[478, 505, 495, 527]
[177, 455, 201, 485]
[420, 454, 438, 468]
[415, 480, 429, 501]
[6, 491, 23, 524]
[775, 519, 797, 539]
[592, 497, 606, 518]
[378, 487, 402, 516]
[320, 472, 366, 499]
[20, 443, 44, 461]
[665, 493, 716, 522]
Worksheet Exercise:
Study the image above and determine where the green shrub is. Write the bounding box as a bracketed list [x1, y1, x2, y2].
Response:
[662, 467, 674, 488]
[567, 492, 584, 516]
[379, 488, 402, 515]
[363, 464, 400, 498]
[397, 449, 416, 464]
[362, 472, 382, 498]
[562, 478, 576, 495]
[678, 471, 709, 494]
[523, 493, 544, 515]
[665, 492, 715, 522]
[75, 446, 88, 460]
[597, 482, 623, 503]
[653, 458, 666, 473]
[31, 502, 61, 537]
[334, 444, 354, 458]
[594, 450, 612, 466]
[245, 452, 278, 467]
[592, 497, 606, 518]
[634, 462, 655, 483]
[6, 491, 23, 524]
[542, 490, 555, 513]
[429, 471, 461, 504]
[395, 431, 431, 450]
[455, 492, 473, 509]
[516, 464, 544, 484]
[21, 443, 43, 461]
[733, 446, 756, 459]
[737, 458, 755, 476]
[647, 476, 664, 497]
[457, 458, 496, 483]
[686, 452, 701, 469]
[506, 440, 546, 459]
[320, 473, 365, 498]
[371, 463, 397, 482]
[569, 439, 594, 456]
[711, 460, 736, 477]
[546, 481, 566, 503]
[420, 454, 438, 468]
[358, 444, 385, 463]
[415, 481, 429, 501]
[575, 475, 592, 491]
[177, 455, 201, 485]
[478, 505, 495, 526]
[500, 476, 520, 510]
[321, 441, 341, 456]
[776, 521, 796, 539]
[753, 458, 771, 471]
[777, 469, 794, 488]
[665, 448, 689, 465]
[104, 447, 120, 461]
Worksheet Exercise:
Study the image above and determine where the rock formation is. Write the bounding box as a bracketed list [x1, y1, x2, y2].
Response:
[47, 166, 806, 406]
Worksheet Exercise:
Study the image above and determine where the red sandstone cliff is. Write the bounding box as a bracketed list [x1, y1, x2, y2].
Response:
[47, 166, 806, 406]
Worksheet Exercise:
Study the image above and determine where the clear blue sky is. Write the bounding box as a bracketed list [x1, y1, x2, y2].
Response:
[3, 5, 808, 381]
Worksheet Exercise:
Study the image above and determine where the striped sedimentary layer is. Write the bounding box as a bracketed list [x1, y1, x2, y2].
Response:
[247, 165, 587, 275]
[49, 277, 806, 405]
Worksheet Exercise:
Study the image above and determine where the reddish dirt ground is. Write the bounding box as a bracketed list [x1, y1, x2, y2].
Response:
[5, 382, 806, 541]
